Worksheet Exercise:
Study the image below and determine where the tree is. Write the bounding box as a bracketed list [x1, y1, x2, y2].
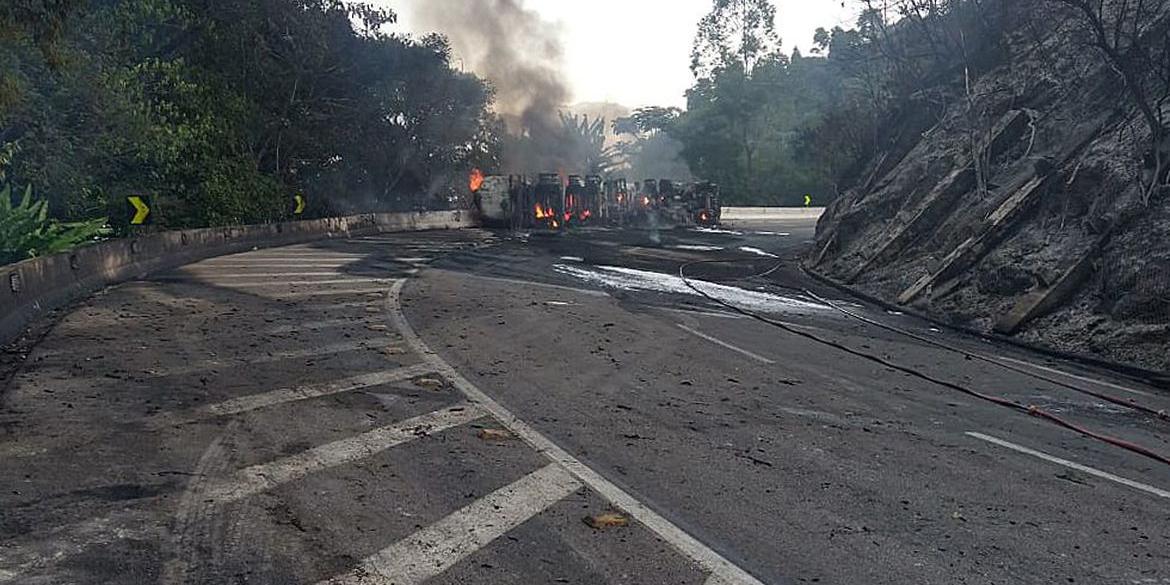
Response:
[1047, 0, 1170, 204]
[691, 0, 781, 79]
[612, 107, 691, 181]
[0, 0, 502, 234]
[558, 112, 618, 176]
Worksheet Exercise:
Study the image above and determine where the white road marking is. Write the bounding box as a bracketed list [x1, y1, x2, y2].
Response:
[994, 357, 1154, 398]
[319, 463, 581, 585]
[207, 254, 368, 261]
[187, 264, 379, 270]
[214, 279, 393, 287]
[656, 307, 748, 320]
[966, 432, 1170, 499]
[200, 404, 483, 503]
[738, 246, 779, 258]
[677, 324, 776, 365]
[273, 288, 392, 299]
[298, 300, 385, 310]
[444, 271, 610, 298]
[706, 570, 749, 585]
[153, 364, 435, 428]
[387, 280, 766, 585]
[180, 272, 347, 279]
[147, 339, 380, 378]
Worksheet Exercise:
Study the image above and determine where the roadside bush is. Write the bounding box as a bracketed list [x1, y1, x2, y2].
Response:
[0, 183, 107, 265]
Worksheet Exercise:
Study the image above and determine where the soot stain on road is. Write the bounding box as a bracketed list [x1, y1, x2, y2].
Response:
[3, 224, 1170, 584]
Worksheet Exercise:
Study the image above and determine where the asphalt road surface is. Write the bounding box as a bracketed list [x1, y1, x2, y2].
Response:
[2, 216, 1169, 584]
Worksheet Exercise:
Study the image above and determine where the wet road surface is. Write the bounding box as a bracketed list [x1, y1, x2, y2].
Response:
[1, 218, 1168, 584]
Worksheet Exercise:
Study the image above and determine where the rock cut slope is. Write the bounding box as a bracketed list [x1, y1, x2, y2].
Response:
[812, 1, 1170, 373]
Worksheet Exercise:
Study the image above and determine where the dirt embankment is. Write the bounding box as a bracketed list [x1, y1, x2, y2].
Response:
[812, 2, 1170, 373]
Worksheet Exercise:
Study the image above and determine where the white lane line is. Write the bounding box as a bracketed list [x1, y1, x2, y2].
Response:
[147, 339, 380, 378]
[208, 255, 368, 261]
[212, 279, 393, 287]
[966, 432, 1170, 500]
[298, 300, 384, 310]
[387, 280, 766, 585]
[706, 570, 749, 585]
[192, 262, 364, 267]
[179, 272, 348, 278]
[995, 357, 1154, 398]
[273, 288, 392, 299]
[201, 404, 483, 503]
[319, 464, 581, 585]
[656, 307, 748, 320]
[677, 324, 776, 365]
[442, 271, 610, 298]
[153, 364, 435, 428]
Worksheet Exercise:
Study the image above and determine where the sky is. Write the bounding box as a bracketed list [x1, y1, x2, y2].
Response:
[391, 0, 859, 110]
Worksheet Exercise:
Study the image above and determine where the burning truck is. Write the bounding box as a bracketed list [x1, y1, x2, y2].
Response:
[471, 172, 569, 230]
[470, 168, 720, 230]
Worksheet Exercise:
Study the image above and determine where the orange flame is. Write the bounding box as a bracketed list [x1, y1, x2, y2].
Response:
[469, 168, 485, 192]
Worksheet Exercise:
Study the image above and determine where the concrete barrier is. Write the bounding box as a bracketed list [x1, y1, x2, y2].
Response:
[0, 210, 478, 346]
[722, 207, 825, 221]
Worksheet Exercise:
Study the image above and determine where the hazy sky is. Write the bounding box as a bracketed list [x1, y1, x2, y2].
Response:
[392, 1, 859, 110]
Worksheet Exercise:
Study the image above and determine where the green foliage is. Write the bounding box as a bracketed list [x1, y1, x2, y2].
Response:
[0, 183, 107, 265]
[673, 0, 1012, 206]
[0, 0, 499, 230]
[612, 108, 691, 180]
[691, 0, 780, 78]
[672, 0, 843, 205]
[558, 112, 619, 176]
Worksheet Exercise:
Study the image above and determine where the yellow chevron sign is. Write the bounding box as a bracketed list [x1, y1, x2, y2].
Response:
[128, 196, 151, 225]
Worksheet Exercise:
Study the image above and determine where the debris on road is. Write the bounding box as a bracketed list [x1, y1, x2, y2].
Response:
[583, 512, 630, 530]
[477, 428, 515, 441]
[413, 377, 445, 391]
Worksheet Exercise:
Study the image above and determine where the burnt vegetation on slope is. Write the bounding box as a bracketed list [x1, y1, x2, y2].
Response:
[810, 0, 1170, 372]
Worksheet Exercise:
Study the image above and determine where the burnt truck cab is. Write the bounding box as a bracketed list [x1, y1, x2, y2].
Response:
[474, 175, 513, 227]
[582, 175, 602, 223]
[658, 179, 677, 208]
[564, 175, 588, 225]
[640, 179, 659, 208]
[604, 178, 630, 223]
[534, 173, 565, 229]
[690, 181, 722, 226]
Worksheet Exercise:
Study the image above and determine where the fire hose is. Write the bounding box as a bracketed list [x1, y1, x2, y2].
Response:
[678, 258, 1170, 468]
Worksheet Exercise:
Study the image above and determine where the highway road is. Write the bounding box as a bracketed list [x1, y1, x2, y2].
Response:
[1, 215, 1169, 584]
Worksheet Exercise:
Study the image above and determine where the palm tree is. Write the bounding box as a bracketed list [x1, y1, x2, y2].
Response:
[558, 112, 620, 175]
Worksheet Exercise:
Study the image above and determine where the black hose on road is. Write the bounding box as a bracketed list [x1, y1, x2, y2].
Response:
[678, 259, 1170, 468]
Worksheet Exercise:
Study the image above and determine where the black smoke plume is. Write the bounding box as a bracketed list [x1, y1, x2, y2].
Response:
[407, 0, 573, 173]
